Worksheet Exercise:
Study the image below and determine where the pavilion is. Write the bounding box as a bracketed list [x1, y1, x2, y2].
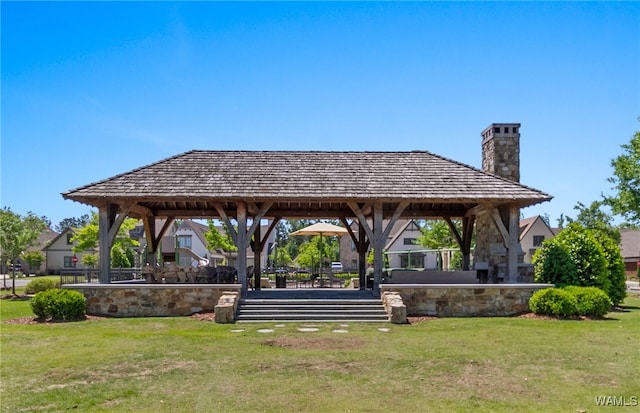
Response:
[62, 124, 551, 294]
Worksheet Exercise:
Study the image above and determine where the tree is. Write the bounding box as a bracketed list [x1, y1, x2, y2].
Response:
[568, 201, 620, 243]
[295, 236, 323, 270]
[417, 219, 465, 270]
[205, 220, 237, 264]
[418, 220, 458, 249]
[533, 222, 619, 301]
[71, 212, 139, 268]
[605, 126, 640, 225]
[269, 247, 292, 268]
[22, 250, 45, 275]
[55, 214, 90, 233]
[0, 208, 46, 294]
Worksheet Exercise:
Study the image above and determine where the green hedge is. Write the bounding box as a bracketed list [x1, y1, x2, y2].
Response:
[31, 289, 86, 321]
[529, 287, 612, 317]
[529, 288, 578, 317]
[562, 286, 612, 317]
[24, 278, 59, 294]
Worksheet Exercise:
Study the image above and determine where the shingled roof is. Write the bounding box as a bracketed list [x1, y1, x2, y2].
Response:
[63, 150, 551, 219]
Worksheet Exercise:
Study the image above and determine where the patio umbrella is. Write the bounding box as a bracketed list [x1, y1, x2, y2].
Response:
[290, 222, 349, 274]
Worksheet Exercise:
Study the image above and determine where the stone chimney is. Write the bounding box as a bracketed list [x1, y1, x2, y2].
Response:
[481, 123, 520, 182]
[474, 123, 523, 282]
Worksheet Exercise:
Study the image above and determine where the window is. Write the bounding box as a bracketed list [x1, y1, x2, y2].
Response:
[533, 235, 545, 247]
[177, 235, 192, 249]
[66, 233, 73, 245]
[400, 253, 424, 268]
[350, 241, 356, 251]
[63, 256, 76, 268]
[403, 238, 416, 245]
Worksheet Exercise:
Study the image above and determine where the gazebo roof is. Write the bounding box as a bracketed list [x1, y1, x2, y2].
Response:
[62, 150, 551, 219]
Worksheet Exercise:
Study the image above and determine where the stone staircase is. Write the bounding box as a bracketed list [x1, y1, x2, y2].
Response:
[236, 290, 389, 323]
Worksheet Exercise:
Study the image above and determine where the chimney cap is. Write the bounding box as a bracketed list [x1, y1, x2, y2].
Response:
[482, 123, 521, 142]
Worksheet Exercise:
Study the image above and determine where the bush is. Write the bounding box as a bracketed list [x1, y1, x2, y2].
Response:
[563, 286, 611, 316]
[24, 278, 59, 294]
[533, 223, 610, 293]
[532, 242, 576, 286]
[597, 236, 627, 306]
[30, 289, 86, 321]
[529, 288, 578, 317]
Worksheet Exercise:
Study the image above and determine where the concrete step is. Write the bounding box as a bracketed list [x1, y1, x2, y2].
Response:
[236, 296, 388, 323]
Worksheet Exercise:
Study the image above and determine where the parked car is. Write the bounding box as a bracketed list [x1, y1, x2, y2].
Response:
[330, 262, 343, 272]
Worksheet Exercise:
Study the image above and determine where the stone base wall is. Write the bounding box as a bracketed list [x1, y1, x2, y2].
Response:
[380, 284, 552, 317]
[63, 284, 242, 317]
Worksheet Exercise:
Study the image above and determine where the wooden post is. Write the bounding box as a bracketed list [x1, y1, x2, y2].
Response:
[358, 224, 367, 291]
[236, 202, 248, 293]
[252, 224, 261, 291]
[98, 204, 116, 283]
[372, 203, 384, 295]
[462, 216, 475, 271]
[142, 216, 157, 267]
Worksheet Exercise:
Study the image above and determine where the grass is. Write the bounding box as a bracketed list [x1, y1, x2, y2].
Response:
[1, 294, 639, 413]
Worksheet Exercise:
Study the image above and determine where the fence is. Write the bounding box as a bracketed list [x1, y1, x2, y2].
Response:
[59, 268, 141, 285]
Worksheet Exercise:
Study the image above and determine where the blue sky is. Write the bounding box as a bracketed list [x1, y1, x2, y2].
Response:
[2, 1, 639, 229]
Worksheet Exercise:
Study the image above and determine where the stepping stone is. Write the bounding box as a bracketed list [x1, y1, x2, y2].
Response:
[332, 329, 349, 333]
[229, 329, 245, 333]
[297, 327, 319, 332]
[377, 328, 390, 333]
[257, 329, 274, 333]
[274, 324, 286, 328]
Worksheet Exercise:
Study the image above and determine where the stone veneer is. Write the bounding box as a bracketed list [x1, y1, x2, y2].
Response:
[64, 283, 242, 317]
[380, 283, 552, 317]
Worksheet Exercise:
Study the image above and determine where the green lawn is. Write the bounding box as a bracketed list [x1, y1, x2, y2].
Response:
[1, 294, 639, 413]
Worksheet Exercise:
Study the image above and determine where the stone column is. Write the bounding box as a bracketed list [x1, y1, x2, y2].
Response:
[474, 123, 521, 282]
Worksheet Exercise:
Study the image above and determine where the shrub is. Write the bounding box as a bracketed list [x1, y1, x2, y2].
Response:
[533, 223, 610, 293]
[532, 242, 576, 286]
[30, 289, 86, 321]
[563, 286, 611, 316]
[597, 236, 627, 306]
[529, 288, 578, 317]
[24, 277, 59, 294]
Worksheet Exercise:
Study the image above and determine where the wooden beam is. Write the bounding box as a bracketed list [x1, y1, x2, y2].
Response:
[488, 208, 510, 246]
[381, 201, 410, 240]
[347, 202, 375, 243]
[444, 217, 463, 248]
[213, 202, 238, 244]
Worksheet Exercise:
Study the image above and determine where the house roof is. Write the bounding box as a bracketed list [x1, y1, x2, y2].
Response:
[62, 150, 552, 220]
[519, 215, 554, 241]
[385, 219, 421, 250]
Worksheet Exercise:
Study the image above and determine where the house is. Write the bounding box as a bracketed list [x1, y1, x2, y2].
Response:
[620, 229, 640, 273]
[339, 219, 442, 271]
[6, 228, 59, 275]
[384, 219, 439, 269]
[519, 216, 555, 263]
[143, 219, 275, 270]
[158, 220, 221, 267]
[43, 228, 94, 273]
